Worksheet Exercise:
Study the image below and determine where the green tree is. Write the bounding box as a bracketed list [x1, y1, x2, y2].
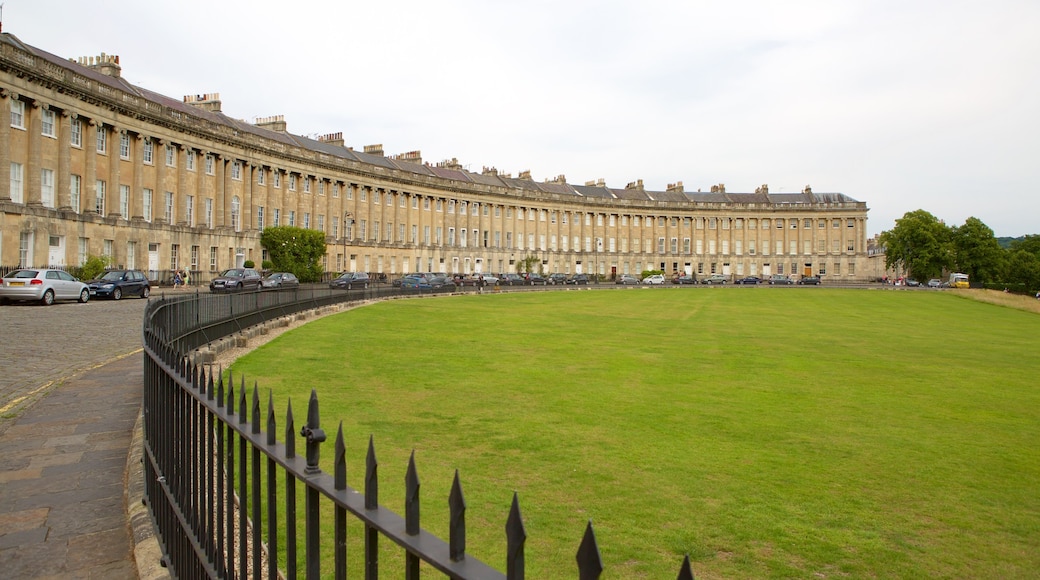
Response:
[1008, 234, 1040, 257]
[1004, 249, 1040, 292]
[259, 226, 327, 282]
[878, 210, 952, 280]
[68, 254, 111, 281]
[950, 217, 1004, 283]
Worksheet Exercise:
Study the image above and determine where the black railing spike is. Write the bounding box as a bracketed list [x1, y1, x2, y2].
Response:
[449, 469, 466, 561]
[365, 435, 378, 509]
[216, 369, 224, 408]
[506, 492, 526, 580]
[266, 391, 276, 445]
[334, 423, 346, 490]
[405, 450, 420, 536]
[191, 363, 199, 393]
[285, 399, 295, 459]
[677, 554, 695, 580]
[300, 390, 325, 475]
[576, 520, 603, 580]
[226, 375, 234, 415]
[251, 382, 261, 435]
[238, 376, 246, 424]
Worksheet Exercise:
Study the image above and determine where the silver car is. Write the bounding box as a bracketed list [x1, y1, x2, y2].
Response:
[0, 268, 90, 305]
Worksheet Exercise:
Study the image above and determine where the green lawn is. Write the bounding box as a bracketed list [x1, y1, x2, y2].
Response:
[229, 288, 1040, 578]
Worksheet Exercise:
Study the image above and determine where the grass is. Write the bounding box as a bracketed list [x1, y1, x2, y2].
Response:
[228, 287, 1040, 578]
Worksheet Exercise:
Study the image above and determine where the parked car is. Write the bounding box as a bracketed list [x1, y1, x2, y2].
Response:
[261, 272, 300, 289]
[87, 269, 151, 299]
[524, 273, 549, 285]
[701, 274, 728, 285]
[927, 278, 942, 288]
[548, 273, 569, 285]
[0, 268, 90, 305]
[906, 278, 921, 287]
[476, 273, 500, 286]
[428, 274, 456, 288]
[643, 274, 666, 285]
[210, 268, 262, 292]
[673, 275, 697, 285]
[399, 274, 432, 289]
[565, 274, 591, 285]
[735, 276, 763, 285]
[768, 275, 794, 285]
[798, 276, 821, 285]
[498, 273, 526, 286]
[616, 274, 641, 285]
[329, 272, 370, 290]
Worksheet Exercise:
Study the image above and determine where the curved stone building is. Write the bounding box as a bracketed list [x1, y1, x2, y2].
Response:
[1, 32, 869, 282]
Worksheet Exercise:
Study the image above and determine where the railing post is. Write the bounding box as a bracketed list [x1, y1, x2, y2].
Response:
[300, 390, 326, 579]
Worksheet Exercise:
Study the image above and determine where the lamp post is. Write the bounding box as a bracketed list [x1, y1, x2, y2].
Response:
[342, 211, 354, 273]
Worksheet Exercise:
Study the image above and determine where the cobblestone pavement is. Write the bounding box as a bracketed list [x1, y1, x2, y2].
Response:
[0, 294, 159, 578]
[0, 297, 149, 427]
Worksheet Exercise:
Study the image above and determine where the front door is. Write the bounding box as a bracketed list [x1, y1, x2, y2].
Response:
[48, 235, 65, 266]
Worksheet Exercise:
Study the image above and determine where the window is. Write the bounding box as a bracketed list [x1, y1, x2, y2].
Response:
[231, 196, 241, 231]
[41, 109, 56, 137]
[776, 219, 784, 229]
[303, 177, 310, 193]
[143, 139, 153, 164]
[18, 232, 33, 267]
[658, 237, 666, 253]
[231, 161, 242, 180]
[847, 218, 855, 228]
[257, 168, 265, 185]
[103, 239, 114, 260]
[762, 219, 770, 229]
[317, 214, 324, 232]
[119, 184, 129, 219]
[318, 180, 324, 195]
[70, 118, 82, 147]
[9, 162, 23, 203]
[848, 241, 855, 252]
[127, 241, 136, 269]
[191, 246, 199, 272]
[95, 180, 106, 214]
[187, 150, 196, 171]
[683, 238, 691, 253]
[709, 218, 717, 230]
[289, 174, 297, 191]
[205, 154, 214, 175]
[210, 247, 218, 271]
[288, 210, 296, 227]
[70, 174, 81, 213]
[205, 199, 214, 228]
[170, 244, 179, 271]
[257, 206, 265, 231]
[804, 218, 812, 228]
[274, 171, 281, 188]
[186, 195, 194, 226]
[96, 125, 107, 153]
[303, 212, 311, 230]
[332, 183, 339, 197]
[78, 238, 87, 266]
[832, 219, 840, 228]
[272, 208, 280, 227]
[164, 191, 174, 223]
[10, 99, 25, 128]
[119, 132, 130, 159]
[166, 144, 175, 166]
[142, 188, 152, 222]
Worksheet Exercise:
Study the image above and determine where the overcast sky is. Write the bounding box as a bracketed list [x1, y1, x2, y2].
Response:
[7, 0, 1039, 236]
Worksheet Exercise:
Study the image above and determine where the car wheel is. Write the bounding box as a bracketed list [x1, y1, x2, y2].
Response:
[113, 288, 122, 300]
[41, 289, 55, 306]
[141, 286, 151, 299]
[79, 288, 90, 303]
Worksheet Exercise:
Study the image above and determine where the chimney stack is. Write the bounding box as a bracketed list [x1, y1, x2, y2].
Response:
[184, 93, 222, 113]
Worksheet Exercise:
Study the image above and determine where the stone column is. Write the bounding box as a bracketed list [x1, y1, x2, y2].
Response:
[85, 119, 97, 213]
[0, 91, 11, 202]
[107, 127, 122, 218]
[132, 134, 145, 219]
[242, 163, 253, 231]
[57, 111, 72, 210]
[177, 145, 188, 225]
[216, 155, 227, 227]
[26, 100, 43, 206]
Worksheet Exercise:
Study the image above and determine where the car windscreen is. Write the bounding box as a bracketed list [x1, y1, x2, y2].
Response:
[101, 271, 125, 281]
[5, 270, 39, 279]
[222, 270, 244, 277]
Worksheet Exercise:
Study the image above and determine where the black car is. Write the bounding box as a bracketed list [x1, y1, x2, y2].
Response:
[210, 268, 262, 292]
[798, 276, 822, 285]
[735, 276, 762, 285]
[616, 274, 641, 285]
[673, 275, 697, 285]
[525, 273, 549, 285]
[261, 272, 300, 289]
[548, 273, 569, 285]
[498, 273, 525, 286]
[87, 269, 151, 300]
[565, 274, 590, 285]
[428, 274, 456, 288]
[329, 272, 370, 290]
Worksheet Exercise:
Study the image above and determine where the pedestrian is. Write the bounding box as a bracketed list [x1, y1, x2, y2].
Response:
[173, 271, 183, 288]
[183, 269, 190, 287]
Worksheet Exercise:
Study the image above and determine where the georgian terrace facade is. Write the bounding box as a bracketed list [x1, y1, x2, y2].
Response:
[0, 32, 870, 282]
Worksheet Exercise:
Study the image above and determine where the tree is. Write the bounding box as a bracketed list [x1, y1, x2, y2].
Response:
[1004, 250, 1040, 292]
[259, 226, 327, 282]
[1008, 234, 1040, 257]
[949, 217, 1004, 283]
[878, 210, 952, 280]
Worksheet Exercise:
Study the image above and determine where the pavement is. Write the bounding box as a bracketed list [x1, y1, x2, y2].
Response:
[0, 296, 160, 579]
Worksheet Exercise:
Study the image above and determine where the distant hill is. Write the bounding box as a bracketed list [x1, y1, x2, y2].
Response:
[997, 236, 1026, 249]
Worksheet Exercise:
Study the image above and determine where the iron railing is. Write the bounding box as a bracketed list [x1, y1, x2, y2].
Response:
[141, 287, 697, 578]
